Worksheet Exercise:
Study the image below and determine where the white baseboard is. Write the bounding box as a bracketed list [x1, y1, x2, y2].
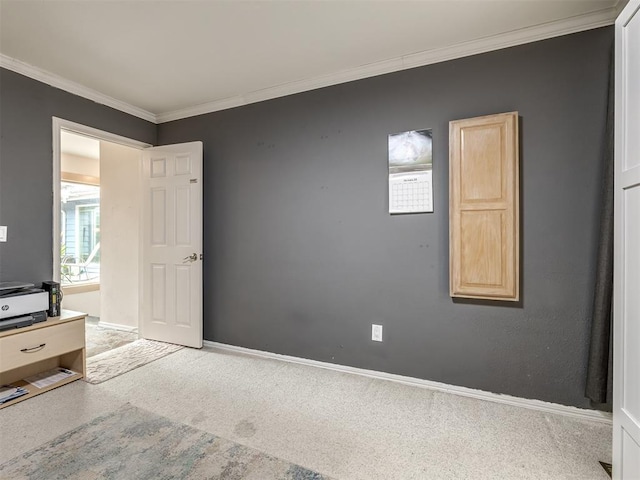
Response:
[203, 341, 612, 425]
[97, 321, 138, 333]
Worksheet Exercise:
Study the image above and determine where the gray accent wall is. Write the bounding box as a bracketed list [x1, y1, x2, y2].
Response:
[0, 27, 612, 408]
[158, 27, 613, 408]
[0, 69, 156, 284]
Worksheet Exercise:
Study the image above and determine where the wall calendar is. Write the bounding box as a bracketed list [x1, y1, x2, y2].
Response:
[388, 129, 433, 214]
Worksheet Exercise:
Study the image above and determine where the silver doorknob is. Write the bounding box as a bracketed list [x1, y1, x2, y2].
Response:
[183, 253, 197, 263]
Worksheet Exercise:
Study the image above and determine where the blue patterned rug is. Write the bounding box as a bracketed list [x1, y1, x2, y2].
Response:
[0, 403, 333, 480]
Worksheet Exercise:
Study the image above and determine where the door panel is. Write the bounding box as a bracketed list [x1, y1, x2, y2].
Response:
[623, 187, 640, 425]
[625, 8, 640, 172]
[175, 186, 191, 245]
[142, 142, 203, 348]
[151, 189, 167, 245]
[622, 430, 640, 479]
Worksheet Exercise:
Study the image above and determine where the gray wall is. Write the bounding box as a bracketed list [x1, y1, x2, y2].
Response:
[158, 27, 613, 408]
[0, 27, 612, 408]
[0, 69, 156, 285]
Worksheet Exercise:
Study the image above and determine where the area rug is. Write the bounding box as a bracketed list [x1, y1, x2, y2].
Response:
[85, 318, 138, 358]
[0, 403, 332, 480]
[84, 339, 183, 384]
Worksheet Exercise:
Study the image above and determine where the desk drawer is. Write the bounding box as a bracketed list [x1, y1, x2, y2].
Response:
[0, 320, 84, 372]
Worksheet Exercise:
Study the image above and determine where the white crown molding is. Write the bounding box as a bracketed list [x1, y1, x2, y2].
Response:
[401, 7, 617, 70]
[156, 95, 246, 124]
[0, 54, 157, 123]
[2, 6, 617, 125]
[157, 6, 617, 123]
[204, 340, 613, 425]
[155, 57, 406, 123]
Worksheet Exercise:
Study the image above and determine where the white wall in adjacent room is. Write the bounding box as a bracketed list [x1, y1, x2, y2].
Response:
[62, 289, 100, 317]
[99, 141, 141, 329]
[61, 153, 100, 177]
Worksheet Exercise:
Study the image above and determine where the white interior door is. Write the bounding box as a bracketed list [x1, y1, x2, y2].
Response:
[613, 1, 640, 478]
[141, 141, 203, 348]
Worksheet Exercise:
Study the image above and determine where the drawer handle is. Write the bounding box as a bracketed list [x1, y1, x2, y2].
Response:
[20, 343, 46, 353]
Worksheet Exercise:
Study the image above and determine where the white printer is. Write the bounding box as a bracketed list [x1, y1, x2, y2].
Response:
[0, 282, 49, 330]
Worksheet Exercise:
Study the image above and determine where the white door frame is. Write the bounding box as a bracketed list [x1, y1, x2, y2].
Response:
[613, 0, 640, 478]
[51, 117, 151, 285]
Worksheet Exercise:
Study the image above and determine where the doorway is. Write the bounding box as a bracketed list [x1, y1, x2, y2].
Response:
[52, 118, 151, 355]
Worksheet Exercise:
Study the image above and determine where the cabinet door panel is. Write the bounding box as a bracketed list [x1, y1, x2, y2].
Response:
[460, 210, 504, 287]
[450, 112, 519, 301]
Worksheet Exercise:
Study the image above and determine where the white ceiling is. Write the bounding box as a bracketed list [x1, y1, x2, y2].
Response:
[0, 1, 621, 123]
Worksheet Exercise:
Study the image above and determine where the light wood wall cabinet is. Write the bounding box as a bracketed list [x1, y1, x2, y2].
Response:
[449, 112, 519, 301]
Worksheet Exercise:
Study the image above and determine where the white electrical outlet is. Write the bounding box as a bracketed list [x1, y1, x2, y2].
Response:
[0, 226, 6, 242]
[372, 324, 383, 342]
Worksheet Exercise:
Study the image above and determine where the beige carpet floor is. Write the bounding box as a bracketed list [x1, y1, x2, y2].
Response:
[0, 346, 613, 479]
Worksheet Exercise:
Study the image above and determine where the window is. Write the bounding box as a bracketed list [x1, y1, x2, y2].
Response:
[60, 180, 100, 285]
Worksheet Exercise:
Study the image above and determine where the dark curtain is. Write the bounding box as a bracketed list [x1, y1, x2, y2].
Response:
[585, 49, 615, 405]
